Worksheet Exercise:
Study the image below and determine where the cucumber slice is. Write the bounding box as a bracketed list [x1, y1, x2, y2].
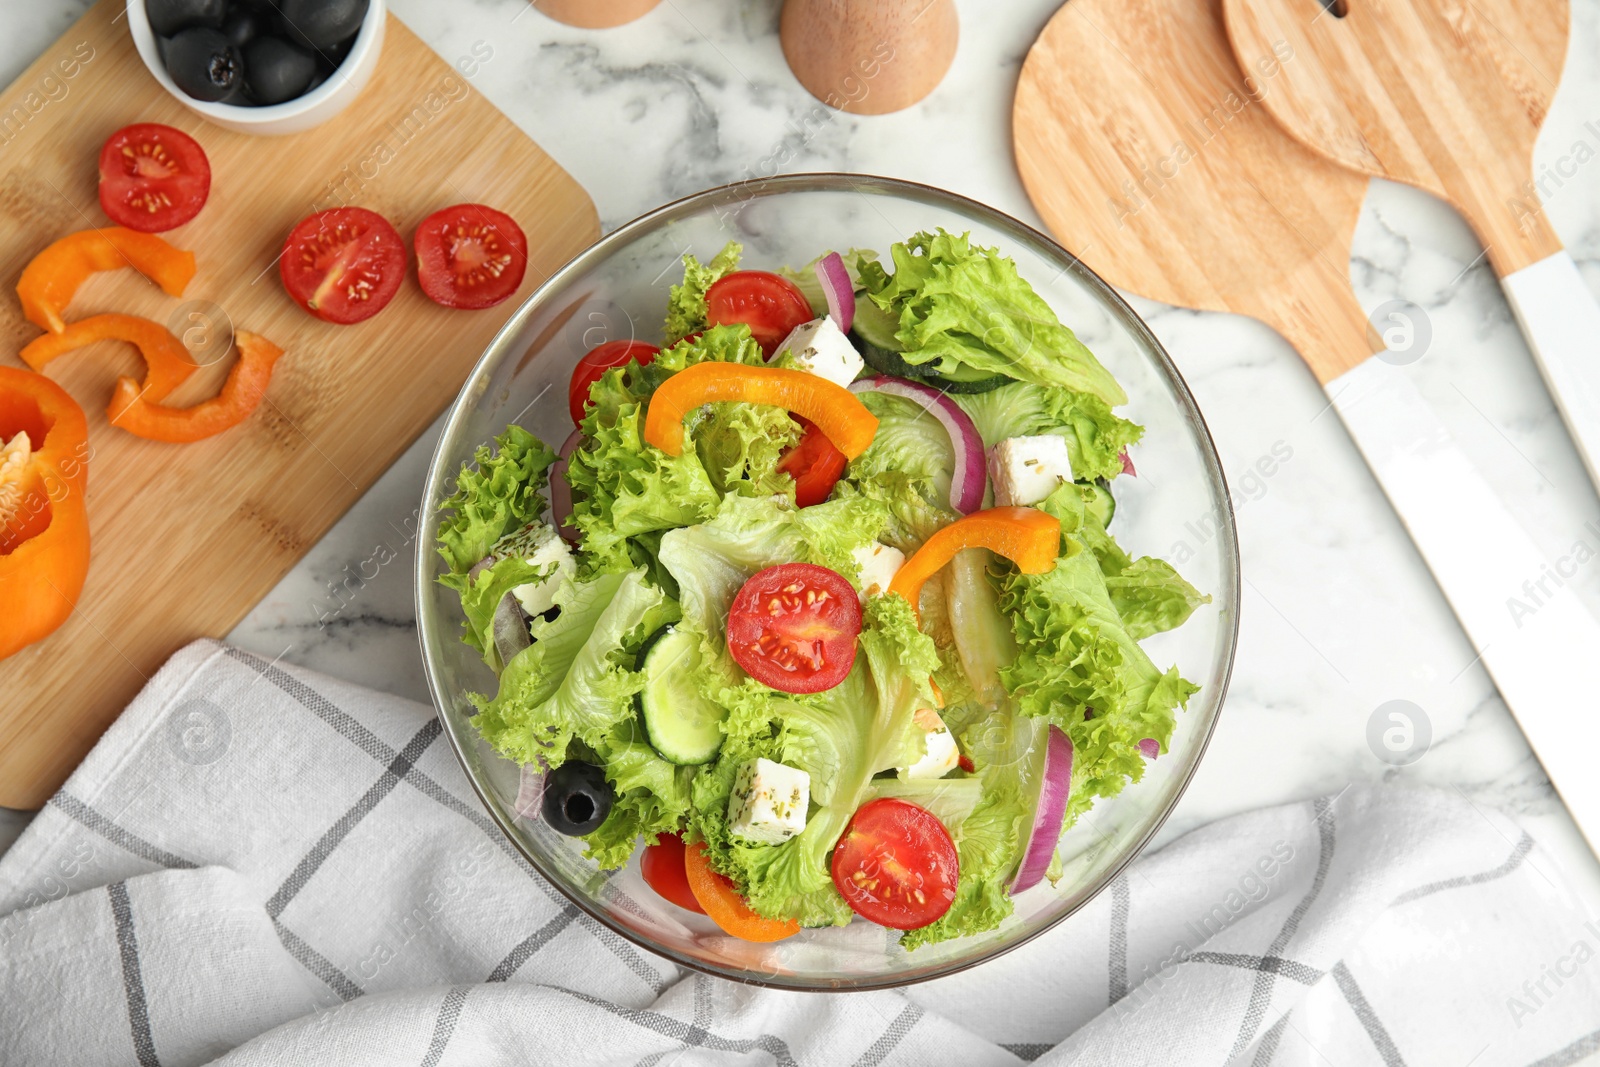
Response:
[635, 625, 726, 765]
[849, 298, 1011, 395]
[1083, 479, 1116, 529]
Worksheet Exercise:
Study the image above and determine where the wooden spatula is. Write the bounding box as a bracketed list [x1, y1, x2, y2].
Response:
[1014, 0, 1600, 855]
[1223, 0, 1600, 494]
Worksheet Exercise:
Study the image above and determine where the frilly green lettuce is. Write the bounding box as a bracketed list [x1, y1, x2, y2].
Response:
[857, 230, 1127, 407]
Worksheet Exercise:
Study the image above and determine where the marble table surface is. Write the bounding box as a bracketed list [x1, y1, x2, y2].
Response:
[6, 0, 1600, 917]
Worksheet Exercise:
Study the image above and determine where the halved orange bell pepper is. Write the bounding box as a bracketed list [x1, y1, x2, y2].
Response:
[107, 331, 284, 443]
[643, 363, 878, 459]
[683, 840, 800, 942]
[17, 228, 196, 334]
[889, 507, 1061, 615]
[0, 367, 91, 662]
[20, 314, 198, 404]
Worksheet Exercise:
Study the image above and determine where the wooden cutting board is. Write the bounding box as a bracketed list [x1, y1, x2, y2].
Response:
[0, 0, 598, 808]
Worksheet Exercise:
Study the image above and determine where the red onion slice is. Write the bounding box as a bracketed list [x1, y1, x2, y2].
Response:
[848, 375, 986, 513]
[814, 252, 855, 333]
[513, 760, 547, 819]
[1138, 737, 1160, 760]
[549, 429, 582, 545]
[1120, 449, 1137, 477]
[1012, 725, 1073, 896]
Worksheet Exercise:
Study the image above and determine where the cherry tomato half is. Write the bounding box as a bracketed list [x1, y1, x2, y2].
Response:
[414, 203, 528, 310]
[98, 123, 210, 233]
[776, 416, 848, 507]
[641, 833, 704, 914]
[683, 840, 798, 942]
[705, 271, 813, 356]
[280, 207, 406, 325]
[727, 562, 860, 693]
[831, 798, 958, 930]
[568, 340, 660, 425]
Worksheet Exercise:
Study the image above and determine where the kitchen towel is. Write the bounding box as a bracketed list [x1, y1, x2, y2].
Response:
[1, 640, 1598, 1066]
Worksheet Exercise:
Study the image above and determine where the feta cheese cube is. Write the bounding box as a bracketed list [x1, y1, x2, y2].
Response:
[851, 540, 905, 600]
[728, 758, 811, 845]
[504, 524, 576, 618]
[900, 707, 960, 780]
[988, 434, 1074, 507]
[773, 317, 865, 390]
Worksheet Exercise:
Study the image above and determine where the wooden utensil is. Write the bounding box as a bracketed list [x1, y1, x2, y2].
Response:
[1223, 0, 1600, 494]
[534, 0, 661, 29]
[0, 0, 598, 809]
[1014, 0, 1600, 857]
[780, 0, 958, 115]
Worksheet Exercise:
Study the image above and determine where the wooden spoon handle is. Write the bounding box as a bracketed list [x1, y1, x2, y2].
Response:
[1502, 251, 1600, 488]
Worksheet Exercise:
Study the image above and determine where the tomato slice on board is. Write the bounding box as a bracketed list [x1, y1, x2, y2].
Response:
[726, 562, 860, 694]
[640, 833, 705, 914]
[98, 123, 211, 233]
[705, 271, 814, 357]
[280, 208, 406, 325]
[831, 798, 959, 930]
[683, 840, 799, 942]
[413, 204, 528, 310]
[776, 416, 847, 507]
[568, 340, 660, 425]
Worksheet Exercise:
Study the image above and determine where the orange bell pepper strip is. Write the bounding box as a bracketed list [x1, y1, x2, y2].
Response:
[17, 227, 196, 334]
[20, 313, 199, 404]
[107, 331, 284, 443]
[889, 507, 1062, 615]
[643, 363, 878, 459]
[683, 840, 800, 943]
[0, 368, 91, 662]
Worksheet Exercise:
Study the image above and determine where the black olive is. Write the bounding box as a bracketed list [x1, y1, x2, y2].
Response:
[243, 36, 316, 105]
[541, 761, 613, 836]
[221, 6, 265, 48]
[278, 0, 369, 54]
[147, 0, 225, 36]
[165, 28, 244, 103]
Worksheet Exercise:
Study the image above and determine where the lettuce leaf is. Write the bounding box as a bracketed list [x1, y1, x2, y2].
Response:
[436, 425, 555, 575]
[688, 596, 937, 927]
[996, 493, 1200, 825]
[567, 325, 791, 578]
[839, 390, 959, 552]
[582, 729, 696, 869]
[953, 382, 1142, 484]
[664, 241, 742, 345]
[857, 230, 1127, 407]
[471, 568, 677, 764]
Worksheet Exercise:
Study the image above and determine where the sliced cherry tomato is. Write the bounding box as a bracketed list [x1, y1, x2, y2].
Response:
[705, 270, 813, 356]
[568, 340, 660, 425]
[98, 123, 211, 233]
[641, 833, 704, 914]
[413, 204, 528, 310]
[683, 840, 798, 942]
[776, 416, 848, 507]
[280, 207, 406, 325]
[831, 798, 958, 930]
[727, 562, 860, 694]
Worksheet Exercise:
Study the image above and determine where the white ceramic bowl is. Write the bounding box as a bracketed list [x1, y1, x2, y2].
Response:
[126, 0, 385, 136]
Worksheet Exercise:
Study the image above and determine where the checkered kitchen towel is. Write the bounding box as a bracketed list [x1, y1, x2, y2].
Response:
[2, 640, 1599, 1066]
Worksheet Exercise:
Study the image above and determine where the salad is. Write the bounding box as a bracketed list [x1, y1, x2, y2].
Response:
[436, 231, 1208, 948]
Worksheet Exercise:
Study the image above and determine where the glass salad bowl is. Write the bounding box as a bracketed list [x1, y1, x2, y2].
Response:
[415, 174, 1240, 990]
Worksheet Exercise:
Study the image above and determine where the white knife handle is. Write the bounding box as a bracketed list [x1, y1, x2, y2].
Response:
[1502, 251, 1600, 493]
[1331, 356, 1600, 856]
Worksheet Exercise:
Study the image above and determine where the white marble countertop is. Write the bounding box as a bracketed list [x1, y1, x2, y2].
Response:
[6, 0, 1600, 916]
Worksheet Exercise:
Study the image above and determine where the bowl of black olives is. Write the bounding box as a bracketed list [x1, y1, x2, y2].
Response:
[128, 0, 385, 135]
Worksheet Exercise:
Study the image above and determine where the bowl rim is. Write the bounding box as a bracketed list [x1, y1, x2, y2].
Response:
[124, 0, 385, 122]
[415, 172, 1241, 992]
